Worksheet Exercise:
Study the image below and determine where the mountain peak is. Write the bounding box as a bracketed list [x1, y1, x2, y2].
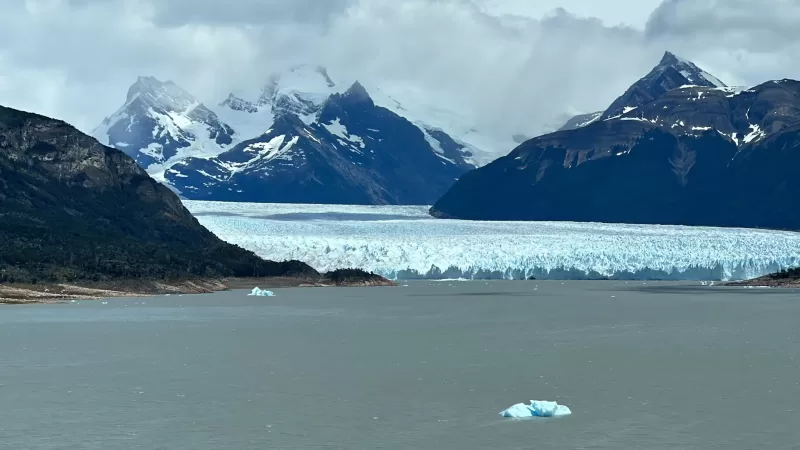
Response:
[598, 51, 726, 121]
[220, 93, 258, 113]
[659, 51, 680, 65]
[125, 76, 198, 112]
[342, 81, 373, 105]
[654, 51, 725, 87]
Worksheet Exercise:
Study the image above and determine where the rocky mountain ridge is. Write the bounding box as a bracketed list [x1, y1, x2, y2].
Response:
[431, 53, 800, 230]
[93, 66, 486, 204]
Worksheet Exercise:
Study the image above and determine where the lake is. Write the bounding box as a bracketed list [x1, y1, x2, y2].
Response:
[1, 281, 798, 449]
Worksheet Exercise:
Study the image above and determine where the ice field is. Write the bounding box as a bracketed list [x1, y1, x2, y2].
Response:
[184, 201, 800, 281]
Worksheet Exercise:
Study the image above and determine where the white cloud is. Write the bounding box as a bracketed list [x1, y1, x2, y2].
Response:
[0, 0, 799, 150]
[476, 0, 663, 28]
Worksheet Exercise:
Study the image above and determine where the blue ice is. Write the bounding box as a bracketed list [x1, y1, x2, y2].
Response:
[248, 287, 275, 297]
[499, 400, 572, 418]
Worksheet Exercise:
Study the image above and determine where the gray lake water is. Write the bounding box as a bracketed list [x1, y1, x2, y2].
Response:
[1, 281, 799, 449]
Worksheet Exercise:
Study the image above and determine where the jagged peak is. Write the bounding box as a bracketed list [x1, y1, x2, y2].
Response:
[653, 51, 725, 87]
[128, 76, 175, 98]
[220, 92, 258, 113]
[659, 51, 680, 66]
[342, 81, 373, 105]
[125, 76, 198, 112]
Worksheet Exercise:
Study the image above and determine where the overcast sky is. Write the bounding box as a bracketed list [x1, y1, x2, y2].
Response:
[1, 0, 799, 137]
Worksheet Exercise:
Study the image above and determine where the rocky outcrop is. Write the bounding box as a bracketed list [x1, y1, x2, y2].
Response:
[727, 268, 800, 288]
[321, 269, 397, 287]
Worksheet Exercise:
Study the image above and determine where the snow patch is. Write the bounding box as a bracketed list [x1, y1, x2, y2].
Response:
[743, 124, 766, 144]
[620, 116, 659, 124]
[713, 86, 747, 97]
[323, 118, 366, 149]
[575, 112, 602, 128]
[226, 135, 300, 175]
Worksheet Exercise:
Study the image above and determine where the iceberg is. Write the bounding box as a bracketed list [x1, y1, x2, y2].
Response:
[500, 400, 572, 418]
[185, 201, 800, 281]
[248, 287, 275, 297]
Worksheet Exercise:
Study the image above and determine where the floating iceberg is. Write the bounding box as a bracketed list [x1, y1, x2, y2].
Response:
[248, 287, 275, 297]
[185, 201, 800, 281]
[500, 400, 572, 418]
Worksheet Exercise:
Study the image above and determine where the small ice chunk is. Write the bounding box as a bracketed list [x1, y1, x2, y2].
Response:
[499, 400, 572, 418]
[248, 287, 275, 297]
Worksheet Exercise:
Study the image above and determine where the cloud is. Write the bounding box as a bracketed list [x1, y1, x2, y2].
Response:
[644, 0, 800, 85]
[0, 0, 799, 147]
[146, 0, 354, 26]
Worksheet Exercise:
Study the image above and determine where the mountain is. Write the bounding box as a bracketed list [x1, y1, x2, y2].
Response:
[94, 67, 483, 204]
[557, 51, 726, 131]
[92, 76, 236, 175]
[0, 104, 321, 283]
[599, 51, 725, 121]
[166, 82, 474, 204]
[557, 111, 603, 131]
[431, 55, 800, 229]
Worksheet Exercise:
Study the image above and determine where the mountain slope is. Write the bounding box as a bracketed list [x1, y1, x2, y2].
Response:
[557, 51, 727, 132]
[557, 111, 603, 131]
[0, 105, 317, 283]
[166, 82, 475, 204]
[431, 78, 800, 230]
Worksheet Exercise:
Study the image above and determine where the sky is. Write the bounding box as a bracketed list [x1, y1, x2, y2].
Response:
[1, 0, 799, 139]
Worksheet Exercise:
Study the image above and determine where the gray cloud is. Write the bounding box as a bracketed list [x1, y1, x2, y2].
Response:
[147, 0, 354, 26]
[644, 0, 800, 85]
[1, 0, 799, 145]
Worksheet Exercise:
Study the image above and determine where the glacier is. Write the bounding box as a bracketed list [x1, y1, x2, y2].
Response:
[184, 201, 800, 281]
[500, 401, 572, 418]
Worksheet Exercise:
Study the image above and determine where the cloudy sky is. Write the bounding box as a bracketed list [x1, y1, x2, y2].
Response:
[1, 0, 798, 137]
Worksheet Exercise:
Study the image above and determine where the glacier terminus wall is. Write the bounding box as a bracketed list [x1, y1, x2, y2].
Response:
[185, 201, 800, 281]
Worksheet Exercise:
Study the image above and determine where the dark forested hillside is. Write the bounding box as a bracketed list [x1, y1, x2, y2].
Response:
[0, 105, 317, 284]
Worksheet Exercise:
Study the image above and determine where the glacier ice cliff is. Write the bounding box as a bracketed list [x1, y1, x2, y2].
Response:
[185, 201, 800, 281]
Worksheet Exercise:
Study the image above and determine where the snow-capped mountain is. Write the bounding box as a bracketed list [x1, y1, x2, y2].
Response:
[431, 53, 800, 230]
[557, 51, 726, 131]
[166, 82, 475, 204]
[94, 67, 479, 204]
[92, 77, 235, 180]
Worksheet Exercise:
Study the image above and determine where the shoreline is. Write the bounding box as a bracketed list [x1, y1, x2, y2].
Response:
[6, 275, 798, 304]
[0, 275, 397, 305]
